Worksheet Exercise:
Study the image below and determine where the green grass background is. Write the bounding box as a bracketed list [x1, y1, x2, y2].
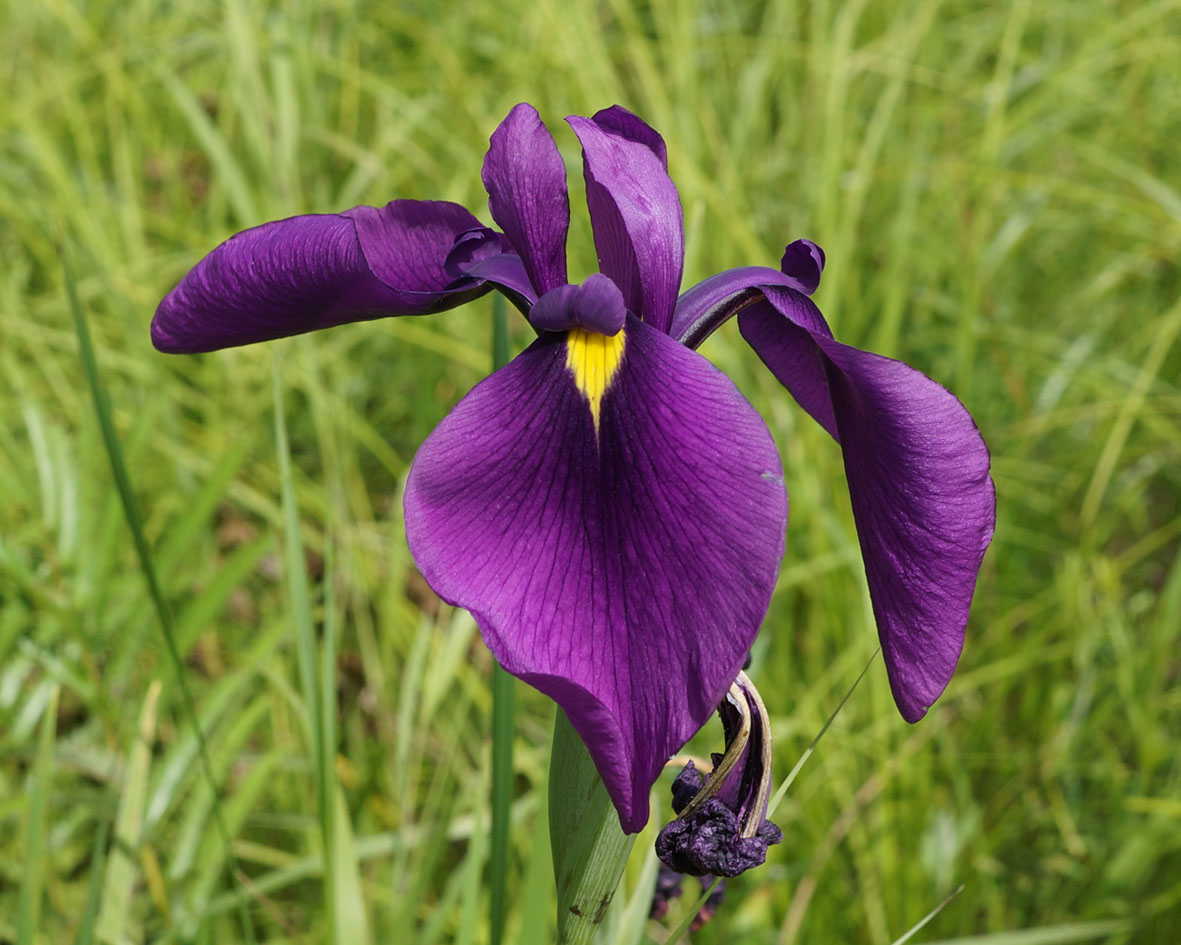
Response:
[2, 0, 1179, 942]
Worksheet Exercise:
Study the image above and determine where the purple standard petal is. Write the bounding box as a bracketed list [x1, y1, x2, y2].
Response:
[568, 110, 684, 333]
[404, 316, 787, 831]
[739, 286, 995, 721]
[590, 105, 668, 168]
[482, 103, 570, 295]
[152, 201, 488, 353]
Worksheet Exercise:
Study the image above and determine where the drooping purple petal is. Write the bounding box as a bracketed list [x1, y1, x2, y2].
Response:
[530, 274, 627, 334]
[152, 201, 488, 353]
[404, 316, 787, 831]
[342, 200, 489, 295]
[482, 103, 569, 295]
[568, 110, 684, 333]
[739, 285, 995, 721]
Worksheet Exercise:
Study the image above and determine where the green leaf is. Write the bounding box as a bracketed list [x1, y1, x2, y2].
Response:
[331, 792, 371, 945]
[549, 710, 635, 945]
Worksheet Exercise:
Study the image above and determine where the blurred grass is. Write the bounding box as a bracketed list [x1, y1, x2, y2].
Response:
[1, 0, 1179, 943]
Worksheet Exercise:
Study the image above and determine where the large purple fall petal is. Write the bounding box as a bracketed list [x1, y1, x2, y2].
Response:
[482, 103, 570, 295]
[404, 316, 787, 831]
[152, 201, 488, 353]
[738, 286, 995, 721]
[568, 111, 684, 333]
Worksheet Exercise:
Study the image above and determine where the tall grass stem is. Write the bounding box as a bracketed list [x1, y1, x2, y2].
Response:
[67, 256, 257, 944]
[489, 292, 515, 945]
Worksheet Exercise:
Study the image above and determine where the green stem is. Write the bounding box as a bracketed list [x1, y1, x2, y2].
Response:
[489, 664, 515, 944]
[489, 292, 514, 945]
[549, 711, 635, 945]
[492, 291, 510, 369]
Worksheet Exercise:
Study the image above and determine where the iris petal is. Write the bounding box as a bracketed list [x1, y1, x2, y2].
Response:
[738, 286, 995, 721]
[567, 109, 684, 333]
[779, 238, 826, 295]
[456, 253, 538, 315]
[151, 201, 488, 353]
[481, 103, 570, 295]
[589, 105, 669, 168]
[404, 316, 787, 831]
[670, 265, 823, 350]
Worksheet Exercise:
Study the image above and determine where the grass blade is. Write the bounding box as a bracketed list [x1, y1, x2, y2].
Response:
[272, 357, 372, 944]
[331, 793, 371, 945]
[324, 544, 371, 945]
[516, 791, 555, 945]
[490, 663, 515, 941]
[767, 649, 878, 819]
[66, 254, 256, 943]
[271, 356, 336, 936]
[663, 877, 722, 945]
[920, 921, 1131, 945]
[891, 884, 965, 945]
[96, 680, 160, 945]
[17, 685, 59, 945]
[72, 797, 113, 945]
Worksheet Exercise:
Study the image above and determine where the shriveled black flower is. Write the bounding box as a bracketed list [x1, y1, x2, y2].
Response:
[655, 672, 782, 878]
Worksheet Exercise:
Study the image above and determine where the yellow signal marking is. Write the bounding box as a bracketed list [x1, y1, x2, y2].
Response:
[565, 327, 626, 434]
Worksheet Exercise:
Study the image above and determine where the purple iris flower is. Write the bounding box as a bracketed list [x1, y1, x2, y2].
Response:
[152, 103, 995, 834]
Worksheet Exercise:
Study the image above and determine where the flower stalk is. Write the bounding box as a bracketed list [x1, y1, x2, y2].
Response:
[488, 293, 515, 945]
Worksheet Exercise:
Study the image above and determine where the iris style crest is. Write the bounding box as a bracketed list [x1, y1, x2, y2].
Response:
[152, 102, 996, 834]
